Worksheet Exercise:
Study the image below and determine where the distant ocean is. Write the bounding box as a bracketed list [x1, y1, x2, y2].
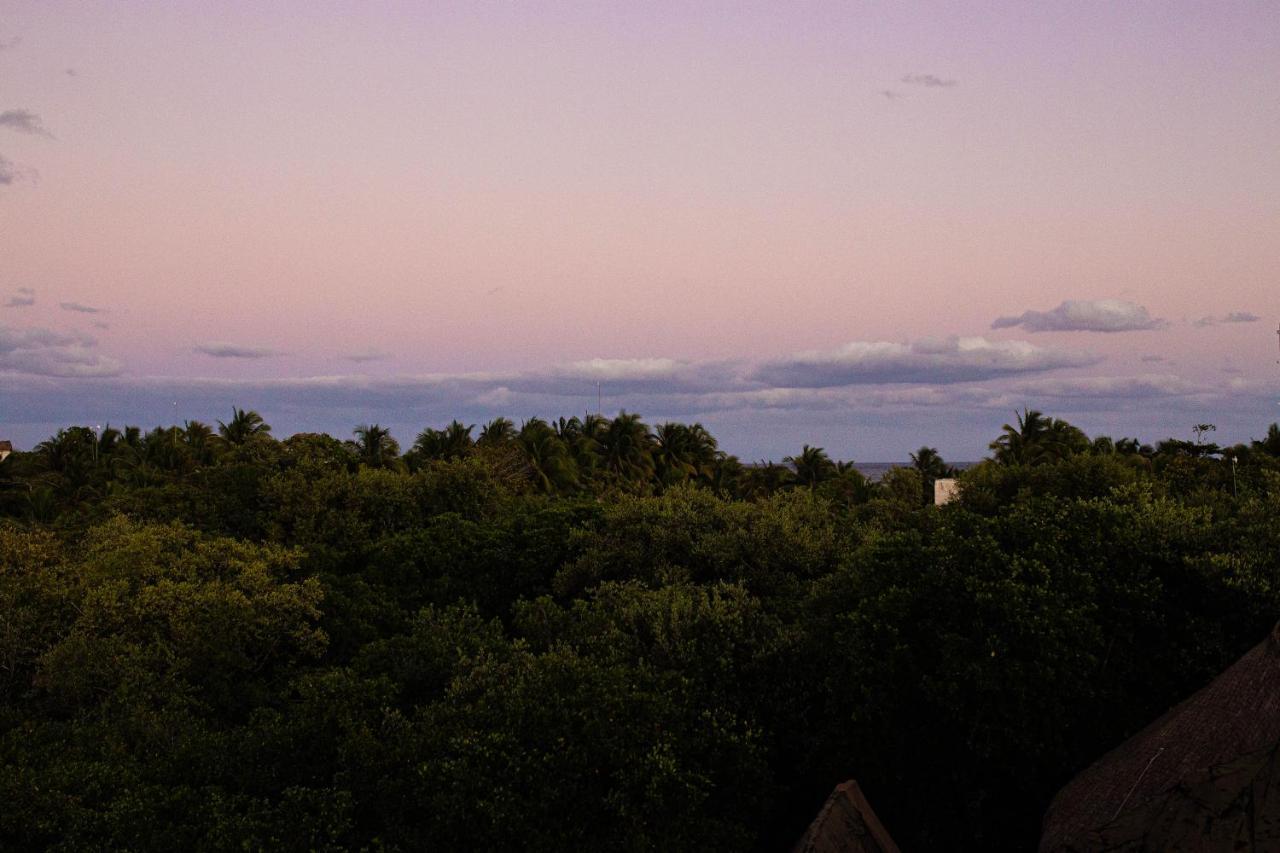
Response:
[855, 461, 979, 481]
[748, 461, 979, 480]
[854, 463, 904, 481]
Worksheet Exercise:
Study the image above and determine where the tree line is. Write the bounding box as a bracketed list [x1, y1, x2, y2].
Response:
[2, 409, 1280, 849]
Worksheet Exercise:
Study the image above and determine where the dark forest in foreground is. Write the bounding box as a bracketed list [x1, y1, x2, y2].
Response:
[3, 410, 1280, 850]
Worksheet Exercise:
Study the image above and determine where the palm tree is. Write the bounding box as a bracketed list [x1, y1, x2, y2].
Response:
[352, 424, 400, 469]
[34, 427, 98, 500]
[910, 446, 954, 504]
[707, 453, 744, 497]
[580, 413, 609, 442]
[653, 423, 698, 487]
[96, 425, 122, 458]
[1253, 423, 1280, 457]
[123, 425, 144, 452]
[517, 418, 579, 493]
[564, 414, 606, 478]
[412, 420, 474, 464]
[742, 461, 796, 498]
[184, 420, 219, 465]
[91, 425, 135, 482]
[785, 445, 835, 489]
[824, 460, 874, 505]
[1114, 437, 1153, 457]
[686, 423, 721, 482]
[598, 411, 655, 486]
[992, 409, 1088, 466]
[217, 408, 271, 444]
[142, 425, 190, 473]
[477, 417, 516, 447]
[990, 408, 1049, 465]
[442, 420, 474, 455]
[910, 446, 950, 479]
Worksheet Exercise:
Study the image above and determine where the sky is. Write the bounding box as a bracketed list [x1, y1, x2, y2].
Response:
[1, 1, 1278, 459]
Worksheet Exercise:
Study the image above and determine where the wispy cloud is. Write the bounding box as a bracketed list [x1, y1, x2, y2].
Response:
[880, 90, 904, 100]
[343, 348, 390, 363]
[1011, 374, 1198, 401]
[59, 301, 103, 314]
[194, 342, 284, 359]
[0, 156, 37, 186]
[0, 36, 20, 51]
[0, 109, 54, 139]
[993, 300, 1167, 333]
[5, 287, 35, 307]
[0, 325, 121, 377]
[1194, 310, 1261, 328]
[902, 73, 957, 88]
[750, 336, 1098, 388]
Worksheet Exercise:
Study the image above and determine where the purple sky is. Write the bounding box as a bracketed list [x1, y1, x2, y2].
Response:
[2, 1, 1278, 459]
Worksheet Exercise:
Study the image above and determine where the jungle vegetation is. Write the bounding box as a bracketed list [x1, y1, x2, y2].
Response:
[3, 409, 1280, 850]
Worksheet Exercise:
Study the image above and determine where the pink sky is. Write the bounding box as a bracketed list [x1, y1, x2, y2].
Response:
[1, 2, 1278, 457]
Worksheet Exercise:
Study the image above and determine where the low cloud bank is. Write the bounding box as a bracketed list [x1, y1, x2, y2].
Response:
[752, 336, 1099, 387]
[5, 326, 1277, 458]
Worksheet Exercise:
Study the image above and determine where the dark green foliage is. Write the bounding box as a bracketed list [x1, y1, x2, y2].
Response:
[3, 414, 1280, 850]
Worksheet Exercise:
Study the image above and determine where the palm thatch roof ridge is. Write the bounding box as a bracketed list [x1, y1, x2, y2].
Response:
[792, 779, 901, 853]
[1041, 623, 1280, 851]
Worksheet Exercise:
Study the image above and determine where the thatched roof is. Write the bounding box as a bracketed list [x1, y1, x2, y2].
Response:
[792, 780, 901, 853]
[1041, 623, 1280, 851]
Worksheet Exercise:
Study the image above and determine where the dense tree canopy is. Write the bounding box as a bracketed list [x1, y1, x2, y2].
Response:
[3, 410, 1280, 849]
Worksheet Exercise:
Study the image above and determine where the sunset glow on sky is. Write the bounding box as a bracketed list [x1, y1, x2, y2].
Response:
[2, 1, 1278, 458]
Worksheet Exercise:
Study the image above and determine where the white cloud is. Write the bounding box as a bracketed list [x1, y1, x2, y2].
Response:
[557, 357, 682, 382]
[993, 300, 1167, 333]
[472, 385, 515, 407]
[751, 336, 1098, 387]
[507, 356, 738, 396]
